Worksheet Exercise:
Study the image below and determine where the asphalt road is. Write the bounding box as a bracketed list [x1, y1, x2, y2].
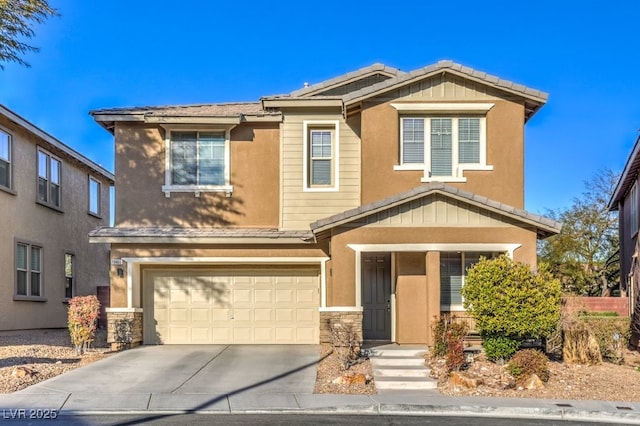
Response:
[1, 414, 633, 426]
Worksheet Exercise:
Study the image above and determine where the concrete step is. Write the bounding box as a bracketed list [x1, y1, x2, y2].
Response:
[372, 368, 430, 378]
[369, 357, 425, 367]
[368, 349, 427, 358]
[374, 379, 438, 391]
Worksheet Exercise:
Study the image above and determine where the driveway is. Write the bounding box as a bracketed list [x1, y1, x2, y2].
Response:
[18, 345, 320, 396]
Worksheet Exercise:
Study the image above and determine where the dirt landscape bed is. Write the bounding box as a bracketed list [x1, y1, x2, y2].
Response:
[4, 329, 640, 402]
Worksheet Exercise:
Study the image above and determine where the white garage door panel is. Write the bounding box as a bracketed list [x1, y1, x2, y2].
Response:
[145, 270, 319, 344]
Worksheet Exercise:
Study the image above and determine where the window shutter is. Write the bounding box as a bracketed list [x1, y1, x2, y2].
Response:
[402, 118, 424, 164]
[458, 118, 480, 164]
[430, 119, 452, 176]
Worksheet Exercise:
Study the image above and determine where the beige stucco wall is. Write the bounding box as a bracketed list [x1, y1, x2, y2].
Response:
[107, 243, 328, 308]
[359, 79, 526, 208]
[114, 122, 280, 228]
[326, 224, 537, 308]
[0, 116, 111, 330]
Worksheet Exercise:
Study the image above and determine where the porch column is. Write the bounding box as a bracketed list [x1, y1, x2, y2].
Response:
[426, 251, 441, 345]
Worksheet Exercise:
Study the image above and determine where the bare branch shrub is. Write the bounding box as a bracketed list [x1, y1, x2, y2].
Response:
[330, 321, 360, 371]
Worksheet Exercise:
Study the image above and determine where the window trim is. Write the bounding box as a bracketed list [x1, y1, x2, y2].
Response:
[88, 176, 101, 216]
[630, 182, 639, 237]
[0, 126, 13, 192]
[14, 239, 46, 302]
[36, 147, 63, 209]
[392, 103, 494, 182]
[161, 126, 234, 197]
[303, 120, 340, 192]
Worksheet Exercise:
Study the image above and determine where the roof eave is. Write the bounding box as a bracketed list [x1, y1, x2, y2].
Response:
[609, 134, 640, 211]
[88, 235, 313, 244]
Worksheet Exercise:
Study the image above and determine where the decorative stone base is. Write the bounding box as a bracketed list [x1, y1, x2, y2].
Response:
[319, 310, 363, 344]
[106, 311, 143, 351]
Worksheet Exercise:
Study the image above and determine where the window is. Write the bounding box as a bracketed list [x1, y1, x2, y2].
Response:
[0, 129, 11, 189]
[440, 252, 498, 309]
[631, 182, 639, 236]
[37, 148, 61, 208]
[162, 130, 232, 196]
[16, 242, 43, 298]
[303, 120, 339, 191]
[65, 253, 74, 299]
[89, 177, 100, 215]
[400, 117, 486, 180]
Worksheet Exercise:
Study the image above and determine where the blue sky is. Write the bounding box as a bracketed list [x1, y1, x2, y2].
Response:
[1, 0, 639, 215]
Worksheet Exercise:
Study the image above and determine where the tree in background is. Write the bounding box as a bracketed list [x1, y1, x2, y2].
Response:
[538, 169, 620, 296]
[0, 0, 57, 68]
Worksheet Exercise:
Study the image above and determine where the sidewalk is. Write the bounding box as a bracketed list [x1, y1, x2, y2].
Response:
[1, 390, 640, 423]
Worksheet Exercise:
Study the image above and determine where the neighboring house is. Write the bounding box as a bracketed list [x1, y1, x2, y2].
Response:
[0, 105, 114, 330]
[89, 60, 560, 348]
[609, 134, 640, 343]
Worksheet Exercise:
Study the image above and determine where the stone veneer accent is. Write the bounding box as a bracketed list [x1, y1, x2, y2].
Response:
[106, 311, 143, 351]
[319, 310, 363, 344]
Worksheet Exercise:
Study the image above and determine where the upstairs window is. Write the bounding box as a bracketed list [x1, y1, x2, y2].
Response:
[37, 148, 61, 208]
[303, 120, 339, 191]
[88, 176, 100, 215]
[162, 130, 232, 197]
[393, 102, 493, 182]
[0, 129, 11, 189]
[16, 242, 43, 299]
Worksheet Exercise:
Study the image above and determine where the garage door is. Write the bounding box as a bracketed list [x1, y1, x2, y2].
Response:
[144, 269, 319, 344]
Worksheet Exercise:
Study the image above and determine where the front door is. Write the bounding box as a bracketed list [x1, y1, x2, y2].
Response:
[362, 253, 391, 340]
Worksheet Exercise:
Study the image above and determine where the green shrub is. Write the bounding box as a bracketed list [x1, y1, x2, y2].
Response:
[579, 316, 630, 363]
[581, 311, 619, 317]
[482, 334, 520, 362]
[462, 256, 561, 340]
[507, 349, 550, 383]
[67, 295, 100, 355]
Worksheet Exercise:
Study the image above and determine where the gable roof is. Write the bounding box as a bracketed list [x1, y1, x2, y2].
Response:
[288, 63, 405, 98]
[0, 104, 114, 183]
[609, 133, 640, 210]
[310, 182, 561, 238]
[90, 102, 281, 133]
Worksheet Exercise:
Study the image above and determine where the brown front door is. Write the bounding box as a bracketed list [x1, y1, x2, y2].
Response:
[362, 253, 391, 340]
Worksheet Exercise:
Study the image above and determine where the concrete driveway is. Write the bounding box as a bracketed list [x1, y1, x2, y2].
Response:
[19, 345, 320, 396]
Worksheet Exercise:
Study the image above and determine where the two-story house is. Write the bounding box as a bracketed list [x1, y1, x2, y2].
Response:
[89, 60, 560, 348]
[0, 104, 114, 330]
[609, 134, 640, 344]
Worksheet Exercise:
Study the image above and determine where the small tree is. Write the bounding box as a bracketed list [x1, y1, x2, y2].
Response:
[67, 295, 100, 355]
[461, 256, 561, 359]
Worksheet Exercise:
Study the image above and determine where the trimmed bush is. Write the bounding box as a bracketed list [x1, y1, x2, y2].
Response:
[507, 349, 550, 384]
[462, 256, 561, 341]
[67, 295, 100, 355]
[579, 316, 630, 363]
[482, 334, 520, 362]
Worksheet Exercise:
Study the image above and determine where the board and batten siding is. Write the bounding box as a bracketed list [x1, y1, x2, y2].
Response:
[281, 112, 361, 230]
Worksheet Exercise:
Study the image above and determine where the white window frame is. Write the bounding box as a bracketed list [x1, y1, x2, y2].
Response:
[0, 127, 12, 191]
[161, 127, 234, 197]
[440, 251, 502, 311]
[392, 103, 494, 182]
[88, 176, 101, 216]
[36, 147, 62, 208]
[303, 120, 340, 192]
[64, 252, 74, 299]
[15, 241, 44, 300]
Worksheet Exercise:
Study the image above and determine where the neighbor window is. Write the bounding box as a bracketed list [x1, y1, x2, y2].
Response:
[64, 253, 74, 299]
[37, 148, 61, 208]
[162, 130, 232, 196]
[88, 176, 100, 215]
[440, 252, 498, 309]
[631, 182, 639, 236]
[0, 129, 11, 189]
[400, 117, 484, 179]
[303, 121, 339, 191]
[16, 242, 43, 298]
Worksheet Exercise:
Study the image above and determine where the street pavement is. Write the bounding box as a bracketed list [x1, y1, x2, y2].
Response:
[0, 345, 638, 424]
